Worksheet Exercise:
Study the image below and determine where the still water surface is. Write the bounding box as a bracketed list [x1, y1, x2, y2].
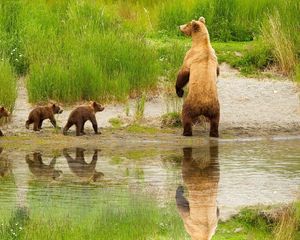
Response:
[0, 138, 299, 239]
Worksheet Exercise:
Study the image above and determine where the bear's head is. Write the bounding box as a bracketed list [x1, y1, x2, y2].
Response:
[0, 107, 10, 118]
[179, 16, 208, 38]
[90, 101, 105, 112]
[49, 103, 63, 114]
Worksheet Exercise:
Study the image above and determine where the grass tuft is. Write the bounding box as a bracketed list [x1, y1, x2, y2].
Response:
[0, 60, 17, 111]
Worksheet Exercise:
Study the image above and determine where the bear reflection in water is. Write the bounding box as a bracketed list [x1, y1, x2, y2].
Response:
[0, 147, 12, 178]
[63, 148, 104, 182]
[26, 152, 62, 180]
[176, 145, 219, 240]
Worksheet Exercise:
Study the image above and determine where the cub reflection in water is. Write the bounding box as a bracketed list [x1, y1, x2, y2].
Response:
[26, 152, 62, 180]
[63, 148, 104, 182]
[0, 147, 12, 178]
[176, 145, 220, 240]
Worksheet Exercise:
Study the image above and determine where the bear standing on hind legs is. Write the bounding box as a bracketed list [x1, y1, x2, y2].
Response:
[175, 17, 220, 137]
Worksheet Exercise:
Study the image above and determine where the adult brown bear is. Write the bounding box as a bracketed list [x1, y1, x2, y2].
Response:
[175, 17, 220, 137]
[176, 145, 220, 240]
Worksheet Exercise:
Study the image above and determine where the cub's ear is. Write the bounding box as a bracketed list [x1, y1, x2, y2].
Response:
[199, 16, 205, 23]
[0, 107, 4, 111]
[92, 101, 97, 107]
[191, 20, 200, 32]
[52, 103, 56, 108]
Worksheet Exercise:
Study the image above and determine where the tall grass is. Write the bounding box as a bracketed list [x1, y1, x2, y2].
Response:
[1, 0, 299, 106]
[0, 0, 28, 75]
[273, 204, 299, 240]
[157, 0, 299, 77]
[0, 60, 17, 111]
[19, 1, 159, 103]
[157, 0, 276, 41]
[261, 0, 300, 76]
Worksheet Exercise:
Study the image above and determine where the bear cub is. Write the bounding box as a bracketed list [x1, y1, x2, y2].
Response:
[63, 101, 104, 136]
[0, 107, 10, 136]
[26, 103, 63, 131]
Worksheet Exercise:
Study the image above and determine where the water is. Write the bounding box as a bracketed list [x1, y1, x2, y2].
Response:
[0, 138, 299, 239]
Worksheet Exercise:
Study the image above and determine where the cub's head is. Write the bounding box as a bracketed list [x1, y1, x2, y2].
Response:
[49, 103, 63, 114]
[0, 106, 10, 118]
[90, 101, 105, 112]
[179, 16, 208, 37]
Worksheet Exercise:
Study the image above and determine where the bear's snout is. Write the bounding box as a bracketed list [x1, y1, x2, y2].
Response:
[58, 109, 63, 114]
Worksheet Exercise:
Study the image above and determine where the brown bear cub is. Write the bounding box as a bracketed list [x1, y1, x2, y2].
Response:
[63, 101, 104, 136]
[25, 103, 63, 131]
[0, 107, 10, 136]
[176, 17, 220, 137]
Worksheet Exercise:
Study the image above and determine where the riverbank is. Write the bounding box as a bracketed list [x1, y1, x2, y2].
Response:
[2, 64, 300, 139]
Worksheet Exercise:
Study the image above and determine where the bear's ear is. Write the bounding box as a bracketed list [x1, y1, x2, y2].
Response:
[52, 103, 56, 108]
[199, 16, 205, 24]
[92, 101, 97, 107]
[0, 107, 4, 112]
[191, 20, 200, 32]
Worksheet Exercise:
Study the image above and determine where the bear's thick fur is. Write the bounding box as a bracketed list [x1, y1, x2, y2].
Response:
[63, 148, 103, 182]
[176, 146, 220, 240]
[63, 101, 104, 136]
[176, 17, 220, 137]
[25, 103, 63, 131]
[0, 107, 10, 136]
[26, 152, 62, 180]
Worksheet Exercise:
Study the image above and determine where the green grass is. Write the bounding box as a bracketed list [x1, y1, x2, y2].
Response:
[213, 41, 274, 76]
[0, 60, 17, 111]
[161, 112, 182, 128]
[215, 202, 300, 240]
[0, 185, 187, 240]
[108, 117, 123, 128]
[134, 94, 146, 121]
[0, 0, 299, 106]
[126, 124, 158, 134]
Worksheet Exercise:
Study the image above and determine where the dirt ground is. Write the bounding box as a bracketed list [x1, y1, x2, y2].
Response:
[2, 63, 300, 138]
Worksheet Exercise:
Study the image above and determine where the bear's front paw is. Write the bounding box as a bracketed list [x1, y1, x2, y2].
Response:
[176, 88, 184, 98]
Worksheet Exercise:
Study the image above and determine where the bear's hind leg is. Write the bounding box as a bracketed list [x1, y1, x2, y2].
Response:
[182, 105, 193, 136]
[75, 121, 84, 136]
[38, 120, 43, 130]
[80, 122, 86, 135]
[33, 119, 40, 131]
[209, 113, 220, 138]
